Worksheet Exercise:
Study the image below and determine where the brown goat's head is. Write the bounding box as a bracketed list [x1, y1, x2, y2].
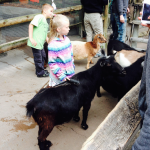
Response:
[94, 34, 107, 43]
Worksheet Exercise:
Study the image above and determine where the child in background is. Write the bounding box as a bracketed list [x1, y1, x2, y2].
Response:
[47, 14, 75, 87]
[27, 3, 54, 77]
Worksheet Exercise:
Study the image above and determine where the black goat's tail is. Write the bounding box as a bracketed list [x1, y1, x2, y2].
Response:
[101, 49, 106, 56]
[26, 100, 35, 118]
[26, 88, 46, 118]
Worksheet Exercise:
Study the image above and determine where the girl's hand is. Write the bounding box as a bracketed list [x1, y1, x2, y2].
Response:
[30, 38, 37, 47]
[120, 15, 125, 23]
[46, 37, 49, 43]
[64, 77, 70, 81]
[138, 12, 150, 29]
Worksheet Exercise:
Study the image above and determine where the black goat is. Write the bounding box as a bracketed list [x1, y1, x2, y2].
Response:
[107, 39, 136, 55]
[102, 56, 145, 101]
[26, 56, 125, 150]
[107, 34, 139, 56]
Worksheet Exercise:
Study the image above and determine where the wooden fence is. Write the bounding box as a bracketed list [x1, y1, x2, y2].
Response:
[0, 4, 109, 53]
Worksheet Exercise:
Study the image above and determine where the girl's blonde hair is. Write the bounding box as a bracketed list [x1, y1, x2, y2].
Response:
[41, 3, 53, 13]
[48, 14, 69, 43]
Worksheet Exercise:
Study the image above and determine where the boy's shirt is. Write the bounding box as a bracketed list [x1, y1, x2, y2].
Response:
[27, 14, 48, 50]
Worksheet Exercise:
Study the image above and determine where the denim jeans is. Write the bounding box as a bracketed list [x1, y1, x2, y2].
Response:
[111, 13, 127, 43]
[32, 48, 46, 76]
[131, 34, 150, 150]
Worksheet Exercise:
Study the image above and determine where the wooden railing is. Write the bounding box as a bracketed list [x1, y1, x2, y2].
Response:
[0, 4, 109, 54]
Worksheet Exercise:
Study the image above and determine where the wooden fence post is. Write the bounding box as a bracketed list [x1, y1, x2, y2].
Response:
[103, 0, 109, 53]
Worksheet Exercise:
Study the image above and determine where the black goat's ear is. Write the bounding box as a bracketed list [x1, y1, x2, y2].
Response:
[101, 49, 105, 56]
[100, 61, 105, 67]
[107, 63, 111, 66]
[113, 50, 117, 54]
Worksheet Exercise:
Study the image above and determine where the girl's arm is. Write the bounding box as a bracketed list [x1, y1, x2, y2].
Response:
[46, 36, 49, 43]
[28, 24, 37, 46]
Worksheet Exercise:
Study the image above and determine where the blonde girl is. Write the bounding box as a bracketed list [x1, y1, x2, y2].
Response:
[48, 14, 75, 87]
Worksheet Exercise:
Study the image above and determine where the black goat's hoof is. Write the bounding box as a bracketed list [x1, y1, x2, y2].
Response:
[38, 140, 52, 150]
[73, 116, 80, 122]
[81, 124, 88, 130]
[45, 140, 52, 147]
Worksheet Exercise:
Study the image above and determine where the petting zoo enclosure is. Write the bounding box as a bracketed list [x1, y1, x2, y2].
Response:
[0, 0, 148, 150]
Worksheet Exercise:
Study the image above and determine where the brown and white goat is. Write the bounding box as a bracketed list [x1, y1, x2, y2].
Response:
[114, 50, 146, 68]
[71, 34, 107, 69]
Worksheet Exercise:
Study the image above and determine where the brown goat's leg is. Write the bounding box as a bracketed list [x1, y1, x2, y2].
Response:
[86, 61, 90, 69]
[37, 115, 55, 150]
[87, 56, 93, 69]
[90, 59, 94, 64]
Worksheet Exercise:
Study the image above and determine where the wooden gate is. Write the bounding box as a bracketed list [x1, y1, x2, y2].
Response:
[127, 0, 149, 50]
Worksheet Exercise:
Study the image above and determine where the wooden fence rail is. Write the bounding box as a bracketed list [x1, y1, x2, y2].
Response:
[0, 3, 109, 54]
[0, 5, 82, 28]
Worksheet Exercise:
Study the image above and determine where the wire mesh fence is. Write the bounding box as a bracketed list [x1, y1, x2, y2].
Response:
[0, 0, 82, 45]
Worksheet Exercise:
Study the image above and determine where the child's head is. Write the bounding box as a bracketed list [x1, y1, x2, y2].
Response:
[42, 3, 54, 19]
[48, 14, 70, 42]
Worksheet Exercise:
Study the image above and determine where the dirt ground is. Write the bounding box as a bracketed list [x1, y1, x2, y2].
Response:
[0, 35, 148, 150]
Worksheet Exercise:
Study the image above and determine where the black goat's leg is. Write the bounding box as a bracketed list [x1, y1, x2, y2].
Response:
[37, 115, 55, 150]
[38, 128, 53, 150]
[97, 86, 101, 97]
[81, 103, 91, 130]
[38, 126, 42, 137]
[38, 126, 52, 148]
[73, 110, 80, 122]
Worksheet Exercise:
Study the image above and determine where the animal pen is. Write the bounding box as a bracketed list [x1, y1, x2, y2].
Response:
[0, 0, 146, 149]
